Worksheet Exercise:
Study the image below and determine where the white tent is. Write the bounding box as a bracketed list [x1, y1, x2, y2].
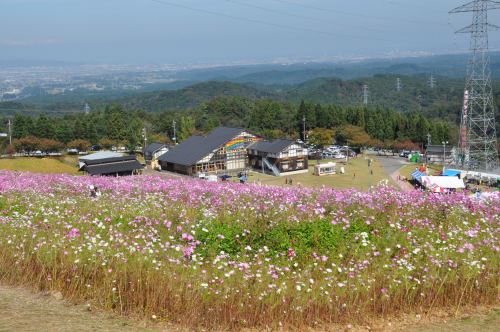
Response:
[421, 176, 465, 192]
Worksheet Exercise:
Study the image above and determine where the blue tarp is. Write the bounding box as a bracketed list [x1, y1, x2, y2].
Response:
[411, 170, 426, 183]
[442, 169, 461, 177]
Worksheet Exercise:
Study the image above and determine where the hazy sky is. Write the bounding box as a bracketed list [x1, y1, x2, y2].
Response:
[0, 0, 497, 64]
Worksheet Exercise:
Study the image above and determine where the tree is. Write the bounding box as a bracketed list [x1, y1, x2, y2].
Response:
[99, 139, 119, 150]
[12, 137, 41, 153]
[178, 116, 195, 142]
[308, 128, 335, 150]
[67, 139, 91, 152]
[336, 125, 371, 147]
[54, 122, 74, 143]
[39, 139, 65, 153]
[35, 115, 55, 139]
[12, 114, 34, 139]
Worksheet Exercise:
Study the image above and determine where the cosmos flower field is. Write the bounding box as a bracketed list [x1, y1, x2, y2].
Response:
[0, 171, 498, 329]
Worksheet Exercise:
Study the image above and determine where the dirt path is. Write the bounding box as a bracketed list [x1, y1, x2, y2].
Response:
[1, 284, 498, 332]
[0, 284, 170, 332]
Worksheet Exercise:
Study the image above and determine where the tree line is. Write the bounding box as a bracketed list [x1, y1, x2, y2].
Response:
[0, 97, 452, 154]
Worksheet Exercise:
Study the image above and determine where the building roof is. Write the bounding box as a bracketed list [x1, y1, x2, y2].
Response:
[248, 139, 300, 154]
[145, 142, 167, 154]
[81, 156, 144, 175]
[158, 127, 247, 166]
[426, 145, 453, 153]
[84, 155, 137, 166]
[79, 151, 123, 160]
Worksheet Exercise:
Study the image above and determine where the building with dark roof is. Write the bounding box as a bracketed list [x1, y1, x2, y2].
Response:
[247, 139, 308, 176]
[426, 145, 455, 165]
[144, 142, 169, 168]
[157, 127, 261, 176]
[81, 156, 144, 176]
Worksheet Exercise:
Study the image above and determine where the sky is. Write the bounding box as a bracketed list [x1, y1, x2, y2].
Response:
[0, 0, 498, 65]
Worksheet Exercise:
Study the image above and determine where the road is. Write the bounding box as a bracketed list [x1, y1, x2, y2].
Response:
[367, 152, 413, 190]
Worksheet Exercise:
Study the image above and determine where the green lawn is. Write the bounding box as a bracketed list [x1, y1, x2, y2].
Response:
[247, 155, 389, 190]
[0, 157, 80, 174]
[399, 163, 443, 179]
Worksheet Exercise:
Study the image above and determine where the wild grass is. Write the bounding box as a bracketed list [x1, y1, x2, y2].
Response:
[0, 157, 80, 174]
[0, 171, 498, 330]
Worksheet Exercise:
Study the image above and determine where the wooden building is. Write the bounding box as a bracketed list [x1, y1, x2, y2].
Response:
[158, 127, 260, 176]
[144, 142, 169, 168]
[247, 139, 308, 176]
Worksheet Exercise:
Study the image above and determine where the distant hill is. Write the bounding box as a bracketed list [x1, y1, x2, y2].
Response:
[113, 81, 280, 112]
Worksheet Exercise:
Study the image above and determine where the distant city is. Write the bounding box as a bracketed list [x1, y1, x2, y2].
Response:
[0, 50, 457, 102]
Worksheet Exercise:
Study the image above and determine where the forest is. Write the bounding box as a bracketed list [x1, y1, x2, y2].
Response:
[0, 96, 452, 154]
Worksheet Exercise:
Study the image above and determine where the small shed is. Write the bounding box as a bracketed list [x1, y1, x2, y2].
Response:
[81, 156, 144, 176]
[78, 151, 124, 169]
[314, 162, 337, 176]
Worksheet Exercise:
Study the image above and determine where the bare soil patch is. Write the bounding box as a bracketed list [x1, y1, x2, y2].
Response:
[1, 282, 497, 332]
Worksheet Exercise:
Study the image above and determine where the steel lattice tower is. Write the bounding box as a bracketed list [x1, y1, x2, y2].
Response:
[362, 84, 369, 105]
[451, 0, 499, 170]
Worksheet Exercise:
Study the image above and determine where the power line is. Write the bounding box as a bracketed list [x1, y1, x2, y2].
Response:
[225, 0, 389, 34]
[268, 0, 449, 27]
[145, 0, 377, 40]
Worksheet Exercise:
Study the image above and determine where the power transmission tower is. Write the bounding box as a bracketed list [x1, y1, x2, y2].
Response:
[450, 0, 499, 171]
[362, 84, 369, 105]
[84, 103, 90, 115]
[395, 78, 402, 91]
[428, 74, 436, 88]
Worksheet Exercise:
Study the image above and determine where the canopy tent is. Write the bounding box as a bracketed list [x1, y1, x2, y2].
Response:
[442, 169, 461, 177]
[411, 170, 426, 183]
[421, 176, 465, 192]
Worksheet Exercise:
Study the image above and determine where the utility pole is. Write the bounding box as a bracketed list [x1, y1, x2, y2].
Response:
[442, 140, 449, 172]
[396, 78, 402, 92]
[428, 74, 436, 89]
[172, 120, 177, 144]
[141, 127, 147, 152]
[450, 0, 499, 170]
[362, 84, 369, 105]
[302, 116, 306, 143]
[8, 119, 12, 145]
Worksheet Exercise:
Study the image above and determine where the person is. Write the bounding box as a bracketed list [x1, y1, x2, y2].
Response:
[89, 185, 96, 197]
[95, 186, 102, 197]
[285, 178, 289, 184]
[289, 178, 293, 185]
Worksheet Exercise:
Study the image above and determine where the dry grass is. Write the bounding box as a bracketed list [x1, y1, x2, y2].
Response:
[247, 155, 389, 190]
[0, 157, 80, 174]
